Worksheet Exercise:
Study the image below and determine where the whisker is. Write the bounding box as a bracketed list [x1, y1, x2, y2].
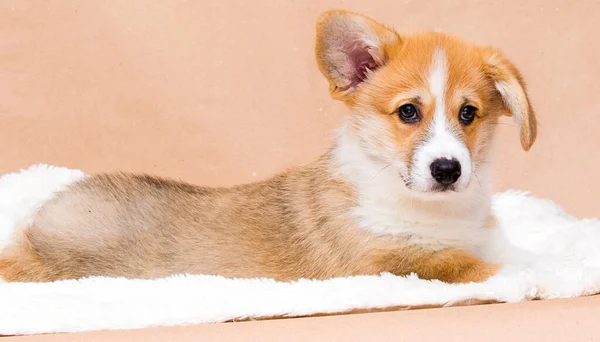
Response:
[369, 163, 392, 182]
[473, 172, 483, 188]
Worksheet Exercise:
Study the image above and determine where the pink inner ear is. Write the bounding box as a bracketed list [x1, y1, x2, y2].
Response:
[349, 45, 378, 87]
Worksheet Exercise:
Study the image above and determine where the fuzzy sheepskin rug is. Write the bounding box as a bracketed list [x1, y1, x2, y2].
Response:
[1, 165, 600, 335]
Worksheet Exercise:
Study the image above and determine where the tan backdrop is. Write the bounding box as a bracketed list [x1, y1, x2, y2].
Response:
[1, 0, 598, 217]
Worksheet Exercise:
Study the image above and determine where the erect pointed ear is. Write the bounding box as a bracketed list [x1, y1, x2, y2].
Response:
[483, 48, 538, 151]
[315, 10, 400, 102]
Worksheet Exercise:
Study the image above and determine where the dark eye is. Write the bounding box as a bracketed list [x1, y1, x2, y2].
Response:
[397, 104, 420, 124]
[459, 105, 477, 125]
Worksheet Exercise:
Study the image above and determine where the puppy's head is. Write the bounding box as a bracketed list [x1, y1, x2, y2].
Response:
[316, 10, 536, 198]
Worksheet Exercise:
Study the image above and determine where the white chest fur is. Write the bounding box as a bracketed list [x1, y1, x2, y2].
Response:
[333, 128, 492, 252]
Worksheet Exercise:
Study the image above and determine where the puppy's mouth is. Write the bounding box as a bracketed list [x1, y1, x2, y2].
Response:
[429, 184, 457, 193]
[400, 172, 460, 195]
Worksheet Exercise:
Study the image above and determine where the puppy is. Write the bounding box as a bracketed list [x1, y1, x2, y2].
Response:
[0, 10, 536, 283]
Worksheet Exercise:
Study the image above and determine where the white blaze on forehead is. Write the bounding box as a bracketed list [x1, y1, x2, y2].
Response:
[428, 48, 448, 122]
[410, 48, 472, 191]
[428, 48, 454, 159]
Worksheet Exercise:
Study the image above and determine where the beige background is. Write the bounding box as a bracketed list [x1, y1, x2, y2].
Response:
[1, 0, 599, 217]
[1, 0, 600, 340]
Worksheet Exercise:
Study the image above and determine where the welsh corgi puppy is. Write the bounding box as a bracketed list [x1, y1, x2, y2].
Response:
[0, 10, 536, 284]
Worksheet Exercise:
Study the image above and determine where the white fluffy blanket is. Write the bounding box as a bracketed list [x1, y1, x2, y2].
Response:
[1, 165, 600, 335]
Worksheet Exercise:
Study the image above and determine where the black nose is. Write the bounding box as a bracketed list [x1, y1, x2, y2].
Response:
[430, 158, 461, 185]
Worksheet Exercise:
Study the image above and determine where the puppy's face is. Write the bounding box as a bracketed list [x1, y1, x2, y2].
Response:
[316, 11, 537, 198]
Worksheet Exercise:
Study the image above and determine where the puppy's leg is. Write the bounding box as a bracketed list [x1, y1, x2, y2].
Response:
[369, 247, 500, 284]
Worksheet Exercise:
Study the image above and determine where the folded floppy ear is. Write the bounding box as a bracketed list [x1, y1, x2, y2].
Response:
[315, 10, 400, 102]
[483, 49, 538, 151]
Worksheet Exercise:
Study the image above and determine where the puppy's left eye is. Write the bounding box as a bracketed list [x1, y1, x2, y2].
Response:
[459, 105, 477, 125]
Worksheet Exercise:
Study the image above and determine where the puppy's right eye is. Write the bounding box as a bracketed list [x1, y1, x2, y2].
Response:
[397, 104, 420, 124]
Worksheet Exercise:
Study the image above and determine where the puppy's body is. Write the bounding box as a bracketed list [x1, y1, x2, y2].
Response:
[0, 147, 495, 283]
[0, 11, 536, 284]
